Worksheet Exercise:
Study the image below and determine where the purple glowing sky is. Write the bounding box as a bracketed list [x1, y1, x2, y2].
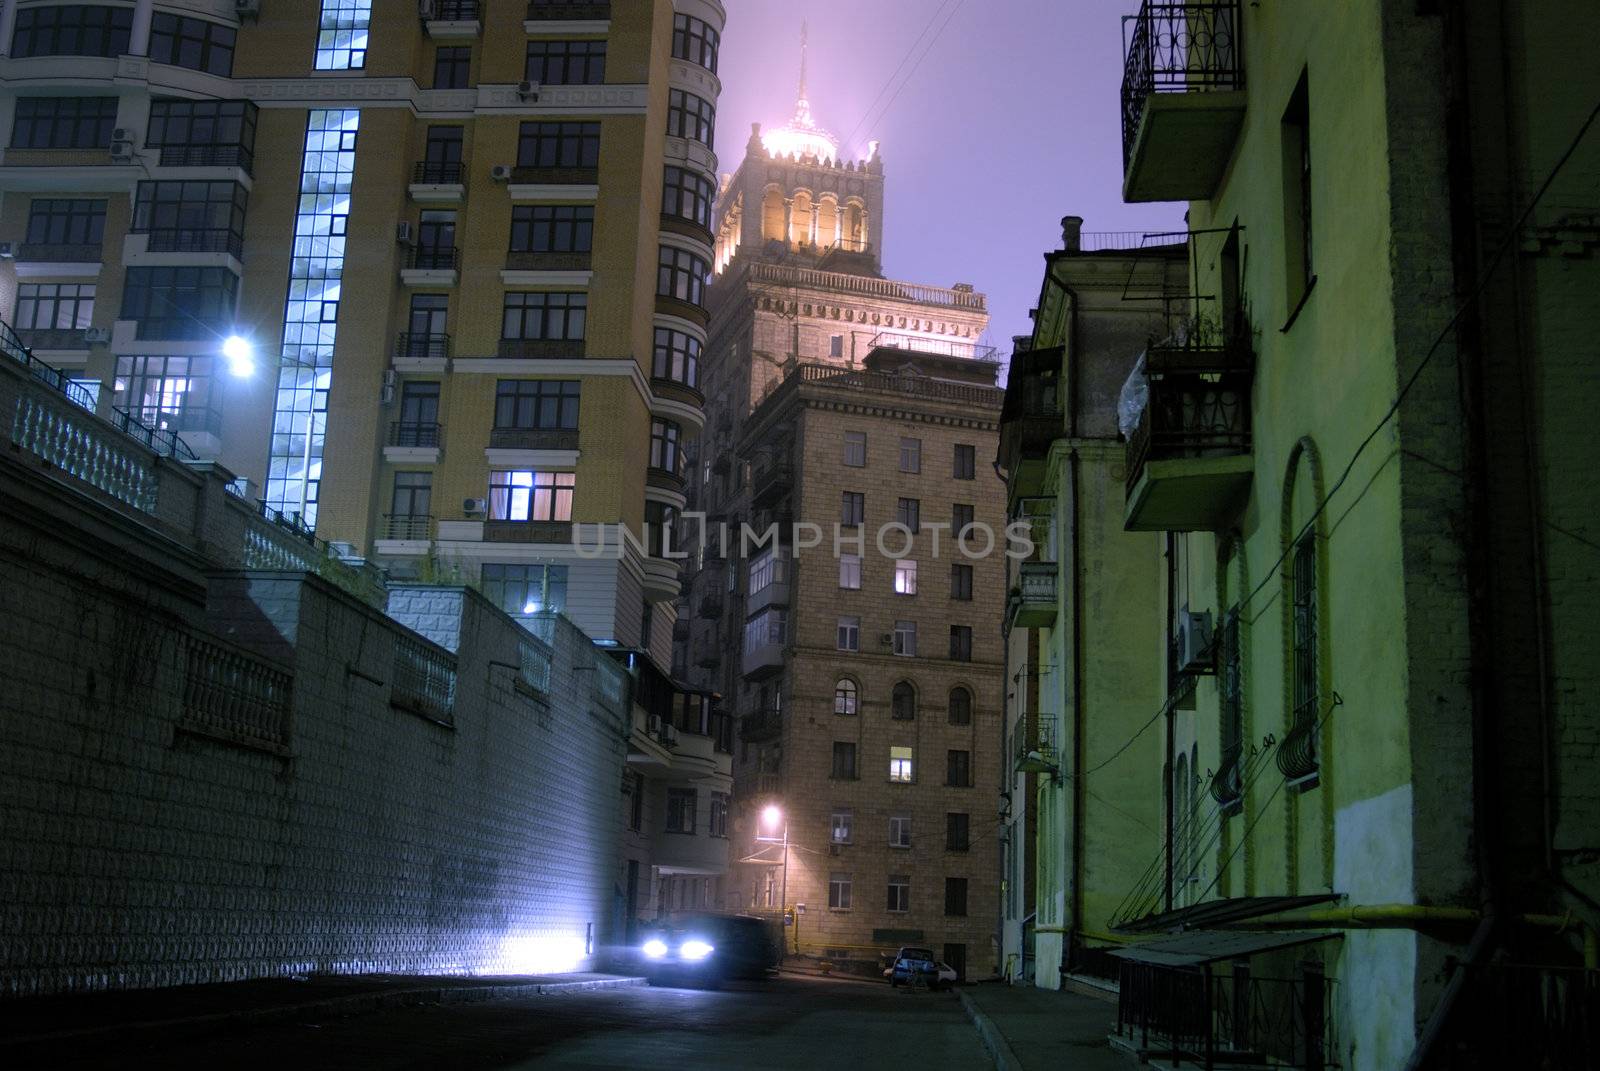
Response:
[713, 0, 1185, 347]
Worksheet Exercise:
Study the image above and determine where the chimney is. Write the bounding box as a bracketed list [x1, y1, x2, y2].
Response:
[1061, 215, 1084, 252]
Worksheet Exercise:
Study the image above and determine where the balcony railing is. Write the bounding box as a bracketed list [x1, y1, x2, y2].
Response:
[867, 331, 999, 363]
[1441, 964, 1600, 1070]
[746, 261, 986, 311]
[14, 327, 93, 358]
[1014, 713, 1058, 771]
[394, 332, 450, 362]
[406, 246, 460, 272]
[489, 426, 579, 451]
[157, 144, 253, 172]
[483, 519, 573, 543]
[750, 456, 792, 507]
[1008, 561, 1058, 629]
[388, 421, 441, 448]
[180, 633, 292, 749]
[498, 337, 580, 359]
[16, 242, 102, 262]
[1209, 742, 1244, 808]
[141, 228, 245, 258]
[382, 513, 434, 541]
[998, 348, 1064, 493]
[526, 1, 611, 20]
[391, 632, 457, 725]
[427, 0, 480, 21]
[412, 160, 464, 184]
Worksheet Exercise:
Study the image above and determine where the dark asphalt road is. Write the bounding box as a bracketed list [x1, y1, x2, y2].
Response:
[43, 973, 993, 1070]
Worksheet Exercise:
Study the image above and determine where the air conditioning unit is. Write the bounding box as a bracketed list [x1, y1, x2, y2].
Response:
[84, 327, 112, 344]
[517, 80, 541, 101]
[109, 140, 135, 162]
[380, 369, 397, 406]
[112, 127, 134, 142]
[235, 0, 261, 17]
[879, 633, 894, 646]
[489, 164, 513, 182]
[0, 242, 13, 258]
[462, 497, 487, 516]
[395, 222, 416, 245]
[1175, 606, 1215, 674]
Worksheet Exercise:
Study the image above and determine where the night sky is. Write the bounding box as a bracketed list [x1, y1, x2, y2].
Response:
[713, 0, 1186, 347]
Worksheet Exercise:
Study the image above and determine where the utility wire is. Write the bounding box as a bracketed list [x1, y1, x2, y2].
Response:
[838, 0, 968, 155]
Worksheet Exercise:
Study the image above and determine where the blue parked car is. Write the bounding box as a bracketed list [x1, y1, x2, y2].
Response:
[888, 946, 943, 989]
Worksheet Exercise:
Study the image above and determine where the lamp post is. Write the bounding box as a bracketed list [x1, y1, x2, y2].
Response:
[759, 804, 791, 952]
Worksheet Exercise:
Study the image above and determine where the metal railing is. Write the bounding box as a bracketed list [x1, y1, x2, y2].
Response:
[747, 261, 986, 311]
[1014, 713, 1057, 769]
[406, 246, 460, 271]
[1441, 963, 1600, 1069]
[526, 1, 610, 19]
[394, 332, 451, 361]
[3, 322, 97, 411]
[180, 633, 292, 748]
[388, 421, 441, 448]
[794, 362, 1004, 407]
[868, 331, 999, 363]
[16, 242, 102, 262]
[489, 426, 578, 450]
[141, 228, 244, 258]
[519, 635, 552, 695]
[1121, 1, 1244, 165]
[412, 160, 464, 184]
[382, 513, 434, 541]
[1209, 742, 1245, 806]
[1124, 342, 1253, 493]
[157, 144, 254, 172]
[1017, 561, 1057, 602]
[426, 0, 480, 21]
[109, 405, 198, 459]
[392, 632, 457, 724]
[497, 337, 579, 359]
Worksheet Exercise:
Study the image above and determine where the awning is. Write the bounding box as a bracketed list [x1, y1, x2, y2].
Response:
[1111, 892, 1341, 934]
[1107, 929, 1338, 968]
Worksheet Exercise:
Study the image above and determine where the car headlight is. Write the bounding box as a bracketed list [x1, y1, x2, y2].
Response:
[642, 938, 668, 959]
[679, 939, 715, 961]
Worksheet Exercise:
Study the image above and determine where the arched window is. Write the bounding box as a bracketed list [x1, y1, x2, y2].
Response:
[844, 201, 867, 252]
[817, 195, 839, 249]
[948, 687, 972, 726]
[761, 187, 785, 242]
[789, 189, 814, 247]
[833, 679, 857, 716]
[891, 681, 916, 721]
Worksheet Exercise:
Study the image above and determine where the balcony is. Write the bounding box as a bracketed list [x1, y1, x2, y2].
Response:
[381, 514, 434, 543]
[423, 0, 481, 38]
[1123, 340, 1253, 531]
[741, 615, 785, 679]
[497, 337, 582, 360]
[642, 555, 682, 604]
[1008, 561, 1058, 629]
[393, 332, 450, 371]
[15, 327, 90, 353]
[746, 570, 791, 616]
[385, 421, 442, 463]
[741, 709, 782, 742]
[409, 161, 465, 203]
[157, 145, 253, 174]
[16, 242, 102, 263]
[1121, 1, 1246, 202]
[488, 426, 578, 451]
[1014, 714, 1058, 774]
[140, 229, 244, 259]
[698, 593, 723, 619]
[526, 1, 610, 21]
[401, 246, 459, 286]
[484, 519, 573, 544]
[750, 455, 792, 508]
[997, 346, 1064, 497]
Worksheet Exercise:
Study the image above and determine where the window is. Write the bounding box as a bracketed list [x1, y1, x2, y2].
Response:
[672, 13, 720, 72]
[149, 13, 236, 76]
[839, 554, 861, 590]
[1283, 71, 1313, 313]
[112, 355, 214, 433]
[517, 121, 601, 169]
[502, 292, 586, 340]
[526, 40, 606, 84]
[831, 808, 853, 844]
[710, 792, 729, 838]
[1292, 535, 1318, 764]
[837, 616, 860, 652]
[889, 816, 911, 848]
[650, 419, 684, 477]
[657, 246, 709, 307]
[828, 871, 852, 910]
[433, 46, 470, 88]
[481, 563, 568, 617]
[831, 741, 858, 780]
[946, 749, 972, 787]
[314, 0, 370, 70]
[625, 770, 644, 831]
[950, 564, 973, 602]
[953, 444, 976, 480]
[667, 89, 716, 146]
[891, 682, 916, 721]
[946, 812, 970, 852]
[645, 501, 678, 558]
[392, 472, 432, 519]
[510, 205, 594, 254]
[494, 380, 580, 429]
[26, 200, 106, 247]
[1220, 609, 1243, 805]
[120, 266, 238, 341]
[398, 382, 439, 430]
[949, 626, 973, 662]
[652, 328, 701, 388]
[743, 608, 787, 651]
[893, 620, 917, 657]
[10, 97, 118, 149]
[132, 181, 248, 255]
[948, 687, 972, 726]
[829, 334, 844, 358]
[841, 491, 864, 526]
[944, 877, 968, 917]
[843, 431, 866, 467]
[11, 5, 131, 57]
[952, 503, 975, 534]
[894, 560, 918, 596]
[662, 165, 715, 231]
[896, 498, 921, 533]
[886, 875, 910, 913]
[833, 680, 858, 716]
[146, 100, 257, 165]
[665, 787, 697, 833]
[488, 471, 576, 522]
[748, 548, 782, 595]
[889, 746, 914, 784]
[15, 283, 95, 330]
[899, 437, 922, 473]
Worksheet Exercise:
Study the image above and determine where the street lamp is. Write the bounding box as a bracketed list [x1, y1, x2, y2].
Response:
[758, 804, 791, 952]
[222, 334, 256, 379]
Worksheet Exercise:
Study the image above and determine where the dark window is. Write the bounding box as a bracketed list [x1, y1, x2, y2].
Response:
[132, 181, 248, 254]
[119, 266, 238, 340]
[392, 471, 432, 518]
[510, 204, 594, 253]
[886, 875, 910, 913]
[831, 741, 857, 780]
[949, 626, 973, 662]
[409, 293, 448, 335]
[424, 126, 463, 165]
[899, 437, 921, 473]
[146, 99, 258, 165]
[710, 792, 729, 837]
[1292, 536, 1318, 758]
[625, 769, 644, 831]
[662, 165, 715, 230]
[517, 121, 600, 168]
[889, 815, 911, 848]
[843, 431, 866, 467]
[651, 328, 700, 388]
[502, 292, 586, 340]
[896, 497, 920, 533]
[665, 787, 696, 833]
[948, 687, 972, 726]
[526, 40, 606, 84]
[494, 380, 580, 429]
[433, 46, 470, 88]
[944, 877, 968, 917]
[952, 503, 975, 533]
[416, 210, 455, 258]
[671, 13, 719, 72]
[113, 355, 213, 432]
[950, 563, 973, 602]
[657, 246, 709, 307]
[841, 491, 864, 526]
[482, 563, 568, 616]
[1283, 71, 1313, 312]
[946, 812, 970, 851]
[398, 381, 439, 426]
[10, 97, 118, 149]
[828, 872, 852, 910]
[26, 199, 106, 245]
[953, 443, 976, 480]
[946, 749, 972, 787]
[650, 418, 684, 477]
[891, 681, 916, 721]
[667, 89, 715, 146]
[15, 283, 95, 330]
[11, 5, 131, 57]
[148, 13, 235, 76]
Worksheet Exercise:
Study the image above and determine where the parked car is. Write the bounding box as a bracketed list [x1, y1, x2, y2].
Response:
[887, 946, 946, 988]
[640, 913, 780, 986]
[882, 955, 958, 989]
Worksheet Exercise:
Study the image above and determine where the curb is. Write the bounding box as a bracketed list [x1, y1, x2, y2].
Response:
[0, 975, 646, 1053]
[955, 986, 1025, 1071]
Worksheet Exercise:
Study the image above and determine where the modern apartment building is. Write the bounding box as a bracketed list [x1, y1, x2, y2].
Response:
[0, 0, 729, 669]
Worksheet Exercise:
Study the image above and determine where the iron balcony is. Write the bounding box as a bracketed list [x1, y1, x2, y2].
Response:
[1008, 561, 1059, 629]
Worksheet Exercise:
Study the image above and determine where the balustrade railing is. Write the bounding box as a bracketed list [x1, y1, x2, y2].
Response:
[392, 632, 457, 724]
[157, 144, 253, 171]
[388, 421, 441, 448]
[412, 160, 465, 184]
[1121, 2, 1244, 165]
[394, 332, 451, 362]
[382, 513, 434, 541]
[747, 261, 986, 310]
[868, 331, 999, 363]
[180, 633, 292, 748]
[141, 228, 244, 258]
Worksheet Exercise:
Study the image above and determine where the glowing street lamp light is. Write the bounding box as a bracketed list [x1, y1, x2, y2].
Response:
[757, 804, 792, 953]
[222, 334, 256, 379]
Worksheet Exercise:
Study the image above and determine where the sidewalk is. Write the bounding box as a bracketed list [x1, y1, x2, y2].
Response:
[0, 971, 643, 1056]
[956, 980, 1129, 1071]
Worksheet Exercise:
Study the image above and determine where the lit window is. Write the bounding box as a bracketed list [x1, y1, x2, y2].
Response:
[314, 0, 370, 70]
[894, 559, 918, 595]
[891, 682, 916, 721]
[488, 470, 576, 522]
[889, 745, 914, 783]
[839, 553, 861, 590]
[833, 680, 857, 716]
[830, 809, 853, 844]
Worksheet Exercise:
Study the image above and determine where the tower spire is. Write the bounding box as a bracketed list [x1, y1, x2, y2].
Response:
[797, 20, 809, 108]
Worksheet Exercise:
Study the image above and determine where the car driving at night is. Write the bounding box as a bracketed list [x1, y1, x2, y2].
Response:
[640, 913, 781, 986]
